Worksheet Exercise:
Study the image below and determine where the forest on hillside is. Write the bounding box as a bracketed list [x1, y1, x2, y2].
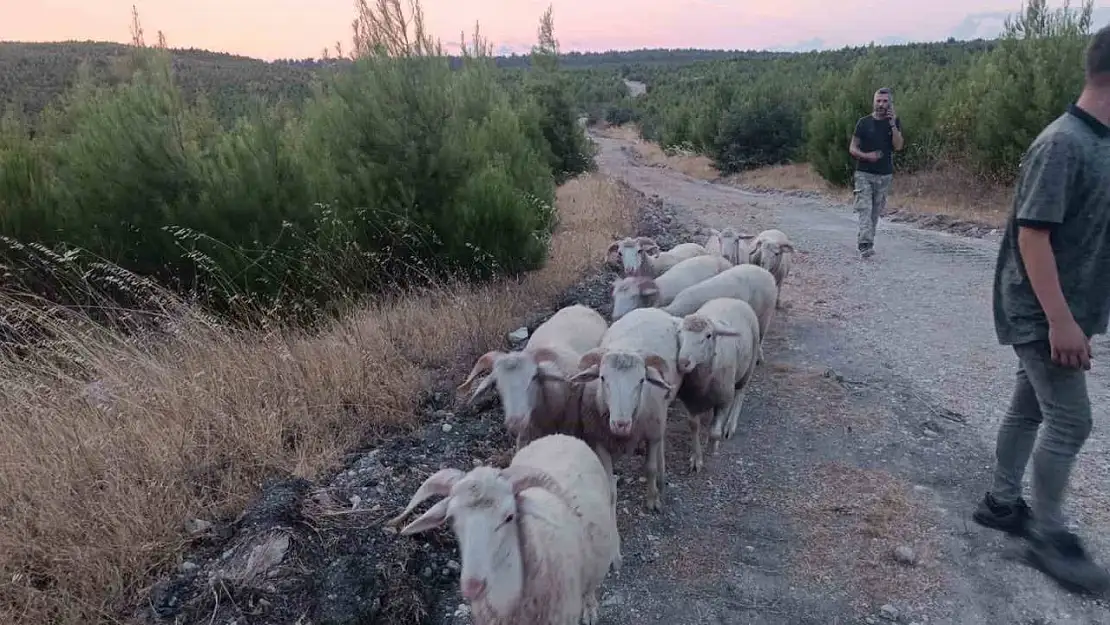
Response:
[594, 0, 1097, 187]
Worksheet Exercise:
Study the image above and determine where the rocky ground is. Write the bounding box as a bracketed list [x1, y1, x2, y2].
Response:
[134, 133, 1110, 625]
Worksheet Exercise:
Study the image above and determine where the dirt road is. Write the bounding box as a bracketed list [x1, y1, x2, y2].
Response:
[583, 133, 1110, 625]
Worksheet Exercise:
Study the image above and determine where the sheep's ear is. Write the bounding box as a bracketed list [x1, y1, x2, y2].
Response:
[577, 349, 604, 370]
[469, 374, 497, 403]
[639, 279, 660, 298]
[707, 228, 721, 237]
[530, 346, 559, 365]
[387, 468, 464, 527]
[534, 360, 567, 384]
[606, 241, 621, 264]
[713, 327, 740, 337]
[781, 243, 794, 252]
[636, 237, 660, 255]
[458, 351, 502, 393]
[399, 498, 450, 535]
[738, 232, 757, 240]
[643, 355, 674, 398]
[570, 364, 600, 384]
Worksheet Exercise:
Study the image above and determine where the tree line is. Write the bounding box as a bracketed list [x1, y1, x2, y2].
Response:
[593, 0, 1095, 187]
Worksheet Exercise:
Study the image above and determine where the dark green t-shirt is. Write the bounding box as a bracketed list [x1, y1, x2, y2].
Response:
[853, 114, 902, 176]
[992, 104, 1110, 346]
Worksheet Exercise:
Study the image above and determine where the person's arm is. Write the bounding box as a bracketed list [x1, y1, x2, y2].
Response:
[890, 117, 904, 151]
[848, 119, 874, 161]
[1012, 135, 1090, 368]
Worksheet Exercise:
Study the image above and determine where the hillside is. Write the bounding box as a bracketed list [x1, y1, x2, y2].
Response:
[0, 41, 332, 124]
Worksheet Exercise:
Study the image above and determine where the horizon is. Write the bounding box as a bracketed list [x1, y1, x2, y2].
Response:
[6, 1, 1105, 62]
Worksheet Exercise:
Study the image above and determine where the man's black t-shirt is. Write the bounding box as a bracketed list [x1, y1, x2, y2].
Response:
[853, 114, 901, 176]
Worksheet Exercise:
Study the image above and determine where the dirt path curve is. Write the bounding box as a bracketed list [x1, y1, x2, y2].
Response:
[588, 133, 1110, 625]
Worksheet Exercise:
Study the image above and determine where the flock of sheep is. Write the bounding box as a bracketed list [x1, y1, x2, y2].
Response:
[386, 226, 796, 625]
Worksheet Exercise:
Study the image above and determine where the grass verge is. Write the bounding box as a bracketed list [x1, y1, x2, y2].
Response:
[0, 171, 638, 625]
[596, 124, 1014, 228]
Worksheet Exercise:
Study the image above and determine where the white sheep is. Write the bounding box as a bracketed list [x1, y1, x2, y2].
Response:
[661, 264, 777, 358]
[634, 238, 710, 277]
[387, 433, 620, 625]
[605, 236, 658, 276]
[704, 229, 724, 256]
[457, 305, 608, 451]
[674, 297, 762, 472]
[610, 254, 732, 321]
[748, 229, 794, 308]
[718, 227, 758, 266]
[569, 307, 681, 512]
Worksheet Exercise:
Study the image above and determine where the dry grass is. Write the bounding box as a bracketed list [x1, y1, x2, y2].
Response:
[595, 124, 719, 181]
[733, 162, 1012, 228]
[783, 462, 943, 612]
[0, 172, 638, 625]
[597, 128, 1015, 227]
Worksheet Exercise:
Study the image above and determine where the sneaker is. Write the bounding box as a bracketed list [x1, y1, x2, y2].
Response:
[972, 492, 1032, 538]
[1024, 530, 1110, 595]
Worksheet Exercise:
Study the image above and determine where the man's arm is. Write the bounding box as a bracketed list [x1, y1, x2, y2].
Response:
[1012, 135, 1089, 367]
[848, 119, 872, 161]
[891, 118, 904, 151]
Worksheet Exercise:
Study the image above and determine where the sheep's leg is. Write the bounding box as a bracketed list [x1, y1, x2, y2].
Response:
[708, 406, 727, 455]
[724, 386, 750, 440]
[582, 589, 600, 625]
[688, 411, 705, 473]
[643, 438, 663, 512]
[593, 444, 622, 572]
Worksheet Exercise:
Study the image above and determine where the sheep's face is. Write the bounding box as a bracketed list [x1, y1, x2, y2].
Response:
[610, 277, 655, 321]
[491, 353, 544, 432]
[618, 240, 643, 275]
[677, 316, 717, 374]
[450, 468, 525, 614]
[589, 351, 671, 436]
[756, 240, 791, 270]
[718, 230, 738, 263]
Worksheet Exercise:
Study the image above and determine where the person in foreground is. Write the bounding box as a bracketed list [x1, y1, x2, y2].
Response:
[848, 87, 904, 259]
[973, 24, 1110, 595]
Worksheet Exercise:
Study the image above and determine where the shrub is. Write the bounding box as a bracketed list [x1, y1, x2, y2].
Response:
[712, 91, 805, 174]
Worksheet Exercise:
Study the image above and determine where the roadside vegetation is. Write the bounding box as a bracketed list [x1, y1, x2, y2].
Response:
[0, 2, 636, 623]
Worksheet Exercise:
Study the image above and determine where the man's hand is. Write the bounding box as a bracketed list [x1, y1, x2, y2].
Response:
[863, 150, 882, 162]
[1049, 318, 1092, 370]
[1017, 225, 1090, 370]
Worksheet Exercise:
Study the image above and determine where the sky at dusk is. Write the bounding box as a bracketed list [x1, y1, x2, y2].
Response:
[2, 0, 1090, 60]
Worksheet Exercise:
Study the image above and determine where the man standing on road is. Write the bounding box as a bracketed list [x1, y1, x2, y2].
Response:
[973, 24, 1110, 595]
[848, 87, 903, 259]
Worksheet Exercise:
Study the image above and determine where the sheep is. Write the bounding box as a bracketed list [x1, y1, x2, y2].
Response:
[605, 236, 658, 276]
[633, 238, 710, 277]
[610, 254, 732, 321]
[457, 305, 608, 452]
[718, 227, 758, 266]
[661, 264, 778, 359]
[569, 307, 681, 512]
[387, 433, 620, 625]
[674, 297, 762, 473]
[704, 229, 725, 256]
[748, 229, 794, 308]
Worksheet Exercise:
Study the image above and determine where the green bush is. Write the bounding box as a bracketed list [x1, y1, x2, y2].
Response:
[712, 90, 805, 174]
[0, 44, 560, 323]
